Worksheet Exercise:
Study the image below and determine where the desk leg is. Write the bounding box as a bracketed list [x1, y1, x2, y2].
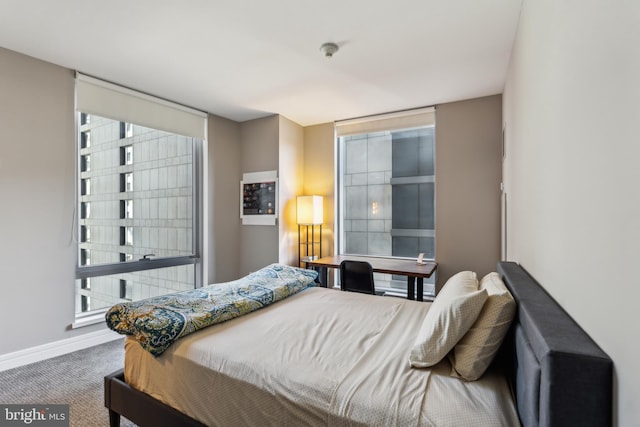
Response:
[316, 267, 328, 288]
[417, 277, 424, 302]
[407, 277, 415, 300]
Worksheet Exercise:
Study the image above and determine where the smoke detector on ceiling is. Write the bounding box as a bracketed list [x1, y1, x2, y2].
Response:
[319, 42, 339, 58]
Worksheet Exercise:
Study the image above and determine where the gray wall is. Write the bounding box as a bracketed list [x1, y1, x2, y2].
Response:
[238, 115, 280, 275]
[503, 1, 640, 425]
[435, 95, 502, 291]
[207, 114, 241, 283]
[0, 47, 106, 354]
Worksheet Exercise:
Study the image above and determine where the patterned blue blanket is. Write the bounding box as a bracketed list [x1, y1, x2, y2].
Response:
[105, 264, 317, 356]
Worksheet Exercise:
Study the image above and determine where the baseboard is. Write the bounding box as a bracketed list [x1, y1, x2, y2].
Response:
[0, 329, 122, 372]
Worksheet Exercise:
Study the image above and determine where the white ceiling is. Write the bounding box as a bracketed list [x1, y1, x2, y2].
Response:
[0, 0, 522, 126]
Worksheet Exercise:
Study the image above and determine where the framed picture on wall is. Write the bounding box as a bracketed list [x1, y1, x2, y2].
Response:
[240, 170, 278, 225]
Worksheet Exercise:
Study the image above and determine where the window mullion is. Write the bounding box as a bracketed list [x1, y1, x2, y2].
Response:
[76, 256, 198, 280]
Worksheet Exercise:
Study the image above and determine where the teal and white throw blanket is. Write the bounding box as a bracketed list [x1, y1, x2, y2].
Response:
[106, 264, 317, 356]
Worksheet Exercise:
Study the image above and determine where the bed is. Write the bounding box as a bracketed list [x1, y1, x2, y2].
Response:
[104, 262, 612, 427]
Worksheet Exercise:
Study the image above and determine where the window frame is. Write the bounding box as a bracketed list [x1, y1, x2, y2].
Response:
[73, 74, 206, 324]
[335, 108, 436, 296]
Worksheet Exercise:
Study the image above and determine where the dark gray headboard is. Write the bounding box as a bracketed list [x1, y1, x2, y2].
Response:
[497, 262, 612, 427]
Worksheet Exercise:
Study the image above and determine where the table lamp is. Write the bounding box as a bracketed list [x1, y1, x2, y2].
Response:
[297, 195, 323, 266]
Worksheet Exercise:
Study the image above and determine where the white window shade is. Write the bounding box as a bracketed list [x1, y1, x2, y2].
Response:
[335, 106, 435, 137]
[76, 73, 207, 140]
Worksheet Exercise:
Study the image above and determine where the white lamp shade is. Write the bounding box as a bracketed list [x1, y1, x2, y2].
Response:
[297, 196, 323, 225]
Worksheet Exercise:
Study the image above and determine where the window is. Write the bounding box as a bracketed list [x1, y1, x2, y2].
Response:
[119, 226, 133, 246]
[80, 130, 91, 148]
[81, 178, 90, 196]
[80, 202, 90, 219]
[336, 107, 436, 296]
[81, 154, 90, 172]
[126, 226, 133, 246]
[120, 199, 133, 219]
[75, 73, 206, 318]
[80, 225, 90, 243]
[126, 199, 133, 218]
[120, 173, 133, 192]
[80, 248, 91, 266]
[81, 295, 90, 312]
[119, 279, 132, 300]
[120, 145, 133, 165]
[80, 112, 90, 125]
[120, 122, 133, 139]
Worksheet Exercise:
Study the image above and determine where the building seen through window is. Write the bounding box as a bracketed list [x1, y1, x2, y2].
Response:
[337, 108, 436, 296]
[76, 113, 197, 314]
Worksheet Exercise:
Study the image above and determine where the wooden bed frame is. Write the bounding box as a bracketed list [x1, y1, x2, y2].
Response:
[104, 261, 612, 427]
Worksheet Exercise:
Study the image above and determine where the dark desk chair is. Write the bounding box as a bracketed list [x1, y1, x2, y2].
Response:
[339, 260, 375, 295]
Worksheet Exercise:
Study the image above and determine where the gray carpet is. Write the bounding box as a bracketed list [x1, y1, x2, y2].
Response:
[0, 339, 136, 427]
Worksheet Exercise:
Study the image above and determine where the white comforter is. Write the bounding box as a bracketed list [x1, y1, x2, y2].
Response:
[124, 287, 520, 426]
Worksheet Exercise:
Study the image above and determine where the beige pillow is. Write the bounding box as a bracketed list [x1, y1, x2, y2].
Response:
[409, 271, 488, 368]
[449, 272, 516, 380]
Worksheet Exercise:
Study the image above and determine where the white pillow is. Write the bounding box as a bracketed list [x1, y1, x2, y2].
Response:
[409, 271, 488, 368]
[449, 272, 516, 380]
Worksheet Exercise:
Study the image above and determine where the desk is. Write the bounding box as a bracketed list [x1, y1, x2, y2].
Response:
[305, 255, 437, 302]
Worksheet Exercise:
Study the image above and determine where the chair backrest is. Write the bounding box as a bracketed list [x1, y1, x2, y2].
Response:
[339, 260, 375, 294]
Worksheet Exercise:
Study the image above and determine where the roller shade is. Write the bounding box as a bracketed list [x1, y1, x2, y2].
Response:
[76, 73, 207, 140]
[335, 106, 435, 137]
